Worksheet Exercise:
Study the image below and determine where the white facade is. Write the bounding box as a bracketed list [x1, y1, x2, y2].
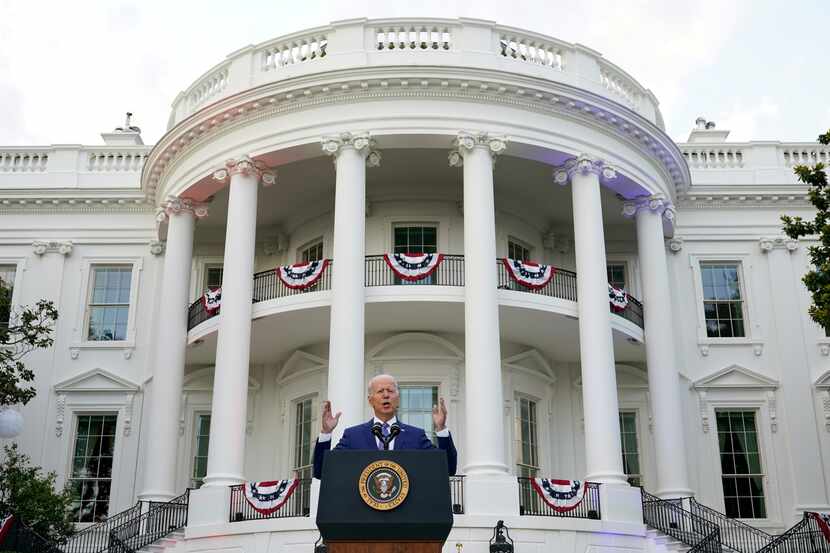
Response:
[2, 17, 830, 553]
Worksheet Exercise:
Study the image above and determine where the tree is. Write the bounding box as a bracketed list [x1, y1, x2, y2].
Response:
[0, 443, 75, 541]
[782, 130, 830, 329]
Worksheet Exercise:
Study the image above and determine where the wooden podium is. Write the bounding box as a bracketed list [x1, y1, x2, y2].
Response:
[316, 450, 453, 553]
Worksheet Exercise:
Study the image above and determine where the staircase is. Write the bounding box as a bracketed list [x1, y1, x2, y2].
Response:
[135, 530, 184, 553]
[647, 528, 698, 553]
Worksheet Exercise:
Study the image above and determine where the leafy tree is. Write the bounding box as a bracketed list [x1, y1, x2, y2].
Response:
[782, 130, 830, 329]
[0, 443, 75, 541]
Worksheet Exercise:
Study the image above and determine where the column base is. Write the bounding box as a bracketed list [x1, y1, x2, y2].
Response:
[599, 483, 644, 524]
[463, 473, 520, 517]
[137, 489, 176, 502]
[186, 486, 232, 529]
[202, 472, 244, 487]
[654, 487, 695, 500]
[585, 470, 630, 485]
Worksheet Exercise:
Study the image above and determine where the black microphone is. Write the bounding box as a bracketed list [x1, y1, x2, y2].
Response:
[389, 423, 401, 438]
[371, 422, 383, 440]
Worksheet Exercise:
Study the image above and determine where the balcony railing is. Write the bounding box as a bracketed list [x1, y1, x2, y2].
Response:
[517, 478, 601, 519]
[229, 479, 312, 522]
[187, 256, 644, 331]
[757, 514, 830, 553]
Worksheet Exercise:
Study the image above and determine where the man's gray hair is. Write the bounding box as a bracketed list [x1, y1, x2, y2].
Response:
[367, 374, 399, 395]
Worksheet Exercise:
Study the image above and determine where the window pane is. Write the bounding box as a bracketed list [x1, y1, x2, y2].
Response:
[716, 411, 765, 518]
[69, 414, 117, 522]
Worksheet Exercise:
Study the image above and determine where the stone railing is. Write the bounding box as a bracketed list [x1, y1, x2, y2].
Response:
[0, 145, 151, 189]
[168, 18, 662, 126]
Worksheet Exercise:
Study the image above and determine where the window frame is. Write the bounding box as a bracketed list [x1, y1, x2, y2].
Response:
[297, 238, 325, 264]
[507, 237, 533, 262]
[66, 411, 119, 523]
[699, 262, 748, 339]
[85, 266, 134, 343]
[0, 259, 24, 328]
[74, 257, 142, 349]
[392, 223, 439, 255]
[203, 264, 224, 292]
[514, 393, 541, 478]
[714, 409, 767, 519]
[618, 410, 643, 487]
[397, 383, 440, 445]
[607, 262, 628, 290]
[190, 412, 211, 489]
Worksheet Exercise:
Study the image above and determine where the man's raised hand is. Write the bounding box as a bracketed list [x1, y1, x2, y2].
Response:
[432, 397, 448, 432]
[321, 400, 342, 433]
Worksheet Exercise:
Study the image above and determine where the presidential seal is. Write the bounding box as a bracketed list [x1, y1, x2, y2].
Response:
[358, 460, 410, 511]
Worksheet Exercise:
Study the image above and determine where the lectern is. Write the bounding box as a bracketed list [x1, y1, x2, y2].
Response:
[316, 450, 453, 553]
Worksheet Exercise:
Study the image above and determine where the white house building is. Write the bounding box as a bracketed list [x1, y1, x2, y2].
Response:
[2, 17, 830, 553]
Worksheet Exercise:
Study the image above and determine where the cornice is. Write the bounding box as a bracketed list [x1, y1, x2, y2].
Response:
[0, 195, 153, 214]
[677, 192, 811, 209]
[144, 66, 689, 203]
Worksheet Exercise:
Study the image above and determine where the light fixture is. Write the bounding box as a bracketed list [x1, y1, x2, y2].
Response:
[489, 520, 514, 553]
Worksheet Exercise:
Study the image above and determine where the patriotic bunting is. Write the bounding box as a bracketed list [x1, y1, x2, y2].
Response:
[384, 253, 444, 281]
[502, 258, 555, 289]
[244, 478, 299, 515]
[531, 478, 586, 513]
[202, 288, 222, 314]
[810, 512, 830, 543]
[608, 284, 629, 312]
[277, 260, 329, 290]
[0, 514, 14, 546]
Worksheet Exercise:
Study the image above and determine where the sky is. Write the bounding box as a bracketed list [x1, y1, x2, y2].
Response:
[0, 0, 827, 146]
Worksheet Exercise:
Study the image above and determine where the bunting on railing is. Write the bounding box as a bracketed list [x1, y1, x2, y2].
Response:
[202, 288, 222, 314]
[384, 252, 443, 281]
[0, 514, 14, 545]
[502, 258, 554, 289]
[608, 284, 628, 312]
[810, 512, 830, 543]
[243, 478, 299, 515]
[531, 478, 586, 512]
[276, 259, 329, 289]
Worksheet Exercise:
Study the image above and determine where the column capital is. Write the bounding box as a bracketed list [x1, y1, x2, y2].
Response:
[553, 154, 617, 185]
[156, 196, 209, 224]
[622, 194, 676, 223]
[321, 132, 381, 167]
[212, 156, 276, 186]
[759, 236, 798, 253]
[448, 131, 508, 167]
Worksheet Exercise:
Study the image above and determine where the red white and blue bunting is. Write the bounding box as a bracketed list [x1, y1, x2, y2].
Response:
[608, 284, 629, 312]
[277, 259, 329, 289]
[384, 253, 444, 281]
[810, 512, 830, 543]
[243, 478, 299, 515]
[531, 478, 586, 513]
[202, 288, 222, 314]
[0, 514, 14, 545]
[502, 258, 555, 289]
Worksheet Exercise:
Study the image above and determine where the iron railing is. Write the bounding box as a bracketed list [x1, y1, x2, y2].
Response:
[450, 475, 465, 514]
[187, 256, 645, 331]
[229, 479, 312, 522]
[0, 518, 63, 553]
[685, 496, 773, 553]
[517, 478, 601, 519]
[107, 491, 189, 553]
[757, 514, 829, 553]
[61, 501, 143, 553]
[641, 490, 722, 553]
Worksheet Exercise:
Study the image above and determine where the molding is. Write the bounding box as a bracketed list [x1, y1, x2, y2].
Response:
[212, 155, 276, 186]
[814, 371, 830, 431]
[668, 236, 683, 253]
[502, 349, 556, 383]
[677, 193, 811, 209]
[759, 236, 798, 253]
[448, 131, 508, 167]
[0, 196, 153, 214]
[32, 240, 73, 256]
[621, 194, 676, 223]
[156, 196, 209, 224]
[149, 240, 165, 256]
[321, 132, 381, 167]
[692, 364, 779, 391]
[552, 154, 617, 185]
[53, 369, 140, 437]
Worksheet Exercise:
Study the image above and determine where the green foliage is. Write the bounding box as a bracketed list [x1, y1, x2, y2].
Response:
[0, 444, 75, 541]
[0, 276, 58, 406]
[782, 130, 830, 329]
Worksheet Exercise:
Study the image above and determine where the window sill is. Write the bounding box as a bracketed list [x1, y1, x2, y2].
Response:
[697, 338, 764, 357]
[70, 341, 135, 360]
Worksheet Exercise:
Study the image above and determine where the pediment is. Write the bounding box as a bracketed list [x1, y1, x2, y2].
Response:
[54, 368, 139, 393]
[693, 365, 778, 390]
[503, 349, 555, 381]
[815, 370, 830, 389]
[368, 333, 463, 361]
[277, 350, 328, 382]
[574, 364, 648, 389]
[184, 367, 261, 392]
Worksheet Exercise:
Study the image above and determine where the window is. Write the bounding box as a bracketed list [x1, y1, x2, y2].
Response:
[508, 240, 531, 262]
[191, 414, 210, 489]
[716, 410, 766, 518]
[701, 263, 745, 338]
[69, 414, 117, 522]
[293, 398, 314, 514]
[0, 264, 15, 328]
[204, 265, 223, 292]
[393, 225, 437, 254]
[87, 266, 132, 341]
[619, 412, 641, 486]
[399, 385, 439, 444]
[515, 397, 539, 478]
[298, 240, 324, 263]
[607, 263, 627, 290]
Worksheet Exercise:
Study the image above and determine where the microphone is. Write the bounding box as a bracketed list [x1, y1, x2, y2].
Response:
[389, 423, 401, 438]
[371, 422, 383, 440]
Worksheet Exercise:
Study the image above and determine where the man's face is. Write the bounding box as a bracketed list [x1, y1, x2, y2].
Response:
[368, 376, 400, 420]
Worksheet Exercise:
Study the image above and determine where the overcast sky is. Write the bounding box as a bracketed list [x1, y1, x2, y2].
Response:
[0, 0, 827, 146]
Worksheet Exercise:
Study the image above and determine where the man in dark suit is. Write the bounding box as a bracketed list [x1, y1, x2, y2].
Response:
[312, 374, 458, 479]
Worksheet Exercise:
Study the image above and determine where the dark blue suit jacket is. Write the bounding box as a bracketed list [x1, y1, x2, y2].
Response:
[312, 419, 458, 479]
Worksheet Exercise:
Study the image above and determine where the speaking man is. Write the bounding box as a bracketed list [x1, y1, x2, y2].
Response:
[312, 374, 458, 479]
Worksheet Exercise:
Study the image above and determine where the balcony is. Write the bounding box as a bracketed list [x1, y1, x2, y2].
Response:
[187, 255, 643, 332]
[517, 478, 601, 520]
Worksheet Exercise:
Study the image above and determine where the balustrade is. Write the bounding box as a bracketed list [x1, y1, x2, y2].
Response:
[0, 151, 49, 173]
[375, 24, 451, 51]
[517, 478, 601, 519]
[682, 148, 745, 169]
[86, 151, 147, 172]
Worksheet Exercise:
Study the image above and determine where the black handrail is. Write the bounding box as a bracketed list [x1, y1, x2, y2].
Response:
[0, 518, 63, 553]
[517, 478, 601, 520]
[450, 475, 465, 514]
[365, 254, 465, 287]
[687, 496, 773, 553]
[229, 479, 312, 522]
[61, 501, 143, 553]
[641, 489, 722, 553]
[757, 514, 830, 553]
[107, 490, 189, 553]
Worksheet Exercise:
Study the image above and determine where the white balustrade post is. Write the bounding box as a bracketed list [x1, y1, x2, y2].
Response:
[203, 157, 274, 487]
[625, 197, 692, 498]
[449, 132, 519, 515]
[139, 197, 205, 501]
[322, 133, 380, 443]
[554, 156, 628, 485]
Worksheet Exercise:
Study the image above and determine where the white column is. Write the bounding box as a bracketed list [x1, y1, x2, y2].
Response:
[554, 155, 628, 485]
[450, 132, 518, 515]
[322, 133, 380, 443]
[625, 196, 692, 498]
[140, 197, 205, 501]
[203, 157, 274, 487]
